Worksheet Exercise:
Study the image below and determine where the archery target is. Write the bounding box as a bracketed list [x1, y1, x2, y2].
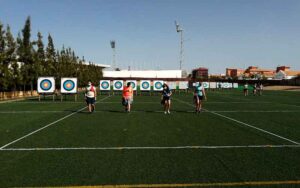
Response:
[217, 82, 222, 88]
[61, 78, 77, 93]
[202, 82, 209, 89]
[210, 82, 217, 89]
[167, 82, 177, 90]
[37, 77, 55, 93]
[222, 82, 230, 88]
[126, 80, 137, 90]
[100, 80, 111, 90]
[113, 80, 124, 90]
[233, 83, 239, 88]
[140, 80, 151, 91]
[179, 81, 189, 89]
[153, 81, 164, 91]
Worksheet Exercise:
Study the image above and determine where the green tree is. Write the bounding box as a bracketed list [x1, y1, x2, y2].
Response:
[0, 22, 7, 91]
[1, 17, 104, 92]
[5, 25, 18, 91]
[35, 31, 45, 75]
[18, 16, 35, 93]
[46, 34, 56, 77]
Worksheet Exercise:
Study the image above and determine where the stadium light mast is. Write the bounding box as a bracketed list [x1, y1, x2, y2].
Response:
[110, 40, 116, 70]
[175, 21, 184, 70]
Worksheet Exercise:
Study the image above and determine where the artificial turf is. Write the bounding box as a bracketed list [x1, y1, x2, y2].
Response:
[0, 90, 299, 187]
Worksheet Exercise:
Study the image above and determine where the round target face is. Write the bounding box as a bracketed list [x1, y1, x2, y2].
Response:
[155, 82, 163, 89]
[63, 80, 75, 91]
[115, 81, 123, 89]
[129, 82, 136, 89]
[101, 81, 109, 89]
[142, 82, 150, 89]
[40, 79, 52, 91]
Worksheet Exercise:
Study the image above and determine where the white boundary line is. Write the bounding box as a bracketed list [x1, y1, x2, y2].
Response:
[4, 101, 273, 104]
[173, 98, 300, 145]
[1, 144, 300, 151]
[0, 96, 111, 149]
[1, 110, 300, 114]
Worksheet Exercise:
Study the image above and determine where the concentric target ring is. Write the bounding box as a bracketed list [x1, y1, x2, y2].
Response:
[40, 79, 52, 91]
[63, 80, 75, 91]
[101, 81, 109, 89]
[129, 82, 136, 89]
[155, 82, 163, 89]
[142, 82, 150, 89]
[115, 81, 123, 89]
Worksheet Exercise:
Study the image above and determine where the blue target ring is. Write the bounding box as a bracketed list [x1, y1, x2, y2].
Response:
[63, 80, 75, 91]
[142, 82, 150, 89]
[155, 82, 163, 89]
[101, 81, 109, 89]
[129, 82, 136, 89]
[115, 81, 123, 89]
[40, 79, 52, 91]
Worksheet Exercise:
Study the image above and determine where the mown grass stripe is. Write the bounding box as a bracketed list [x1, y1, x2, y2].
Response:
[173, 98, 300, 145]
[2, 144, 300, 151]
[0, 96, 111, 149]
[23, 180, 300, 187]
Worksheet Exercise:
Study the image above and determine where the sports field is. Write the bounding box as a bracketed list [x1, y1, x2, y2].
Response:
[0, 90, 300, 187]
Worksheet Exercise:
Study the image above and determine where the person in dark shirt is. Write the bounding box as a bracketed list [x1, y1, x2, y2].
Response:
[161, 83, 172, 114]
[193, 82, 207, 113]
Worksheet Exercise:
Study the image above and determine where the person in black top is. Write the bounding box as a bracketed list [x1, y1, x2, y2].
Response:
[161, 83, 172, 114]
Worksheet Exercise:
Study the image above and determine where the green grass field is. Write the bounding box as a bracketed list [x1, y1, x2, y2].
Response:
[0, 90, 300, 188]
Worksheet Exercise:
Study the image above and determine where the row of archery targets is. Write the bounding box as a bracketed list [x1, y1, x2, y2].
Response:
[37, 77, 239, 101]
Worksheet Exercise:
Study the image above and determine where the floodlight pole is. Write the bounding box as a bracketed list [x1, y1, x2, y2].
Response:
[175, 21, 184, 70]
[179, 30, 184, 70]
[112, 47, 116, 70]
[110, 40, 116, 70]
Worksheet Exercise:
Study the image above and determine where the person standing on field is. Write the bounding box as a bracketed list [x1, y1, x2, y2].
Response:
[161, 83, 172, 114]
[122, 82, 133, 112]
[253, 83, 257, 96]
[258, 83, 263, 96]
[85, 80, 97, 113]
[243, 83, 249, 96]
[194, 82, 207, 113]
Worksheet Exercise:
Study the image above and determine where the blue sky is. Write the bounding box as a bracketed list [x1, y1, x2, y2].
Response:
[1, 0, 300, 73]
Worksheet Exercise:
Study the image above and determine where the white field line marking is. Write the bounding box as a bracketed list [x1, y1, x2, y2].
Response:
[10, 101, 272, 104]
[1, 144, 300, 151]
[173, 98, 300, 145]
[1, 110, 300, 114]
[275, 102, 300, 108]
[0, 111, 71, 113]
[10, 101, 159, 104]
[0, 96, 111, 149]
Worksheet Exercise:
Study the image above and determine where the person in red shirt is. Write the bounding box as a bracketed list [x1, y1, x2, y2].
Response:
[122, 82, 133, 112]
[85, 80, 97, 113]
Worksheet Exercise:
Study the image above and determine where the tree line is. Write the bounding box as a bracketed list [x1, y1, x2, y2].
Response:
[0, 16, 103, 92]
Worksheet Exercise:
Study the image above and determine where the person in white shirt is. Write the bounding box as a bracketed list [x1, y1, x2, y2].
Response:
[258, 83, 263, 96]
[243, 83, 249, 96]
[253, 83, 257, 96]
[85, 80, 97, 113]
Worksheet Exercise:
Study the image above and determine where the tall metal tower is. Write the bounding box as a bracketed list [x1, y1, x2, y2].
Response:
[175, 21, 184, 70]
[110, 40, 116, 70]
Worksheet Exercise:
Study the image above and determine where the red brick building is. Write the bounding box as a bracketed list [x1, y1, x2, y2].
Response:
[226, 68, 245, 78]
[192, 67, 208, 79]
